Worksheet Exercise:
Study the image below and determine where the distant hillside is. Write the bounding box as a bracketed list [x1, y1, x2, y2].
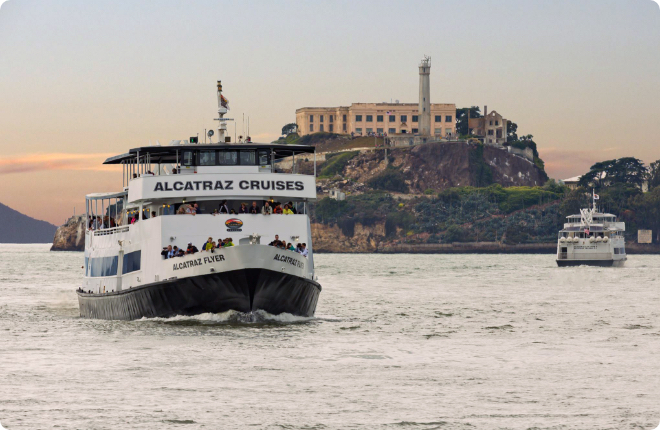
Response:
[0, 202, 58, 243]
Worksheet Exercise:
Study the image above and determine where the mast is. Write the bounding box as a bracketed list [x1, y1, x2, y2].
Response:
[215, 81, 234, 144]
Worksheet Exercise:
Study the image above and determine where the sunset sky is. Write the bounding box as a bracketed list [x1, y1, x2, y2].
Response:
[1, 0, 659, 225]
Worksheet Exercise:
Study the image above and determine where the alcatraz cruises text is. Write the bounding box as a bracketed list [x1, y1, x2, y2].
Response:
[153, 179, 306, 192]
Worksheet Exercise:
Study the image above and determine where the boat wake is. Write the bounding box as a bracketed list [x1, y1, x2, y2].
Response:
[139, 309, 317, 325]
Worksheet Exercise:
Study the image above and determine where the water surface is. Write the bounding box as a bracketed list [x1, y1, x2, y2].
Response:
[0, 244, 659, 429]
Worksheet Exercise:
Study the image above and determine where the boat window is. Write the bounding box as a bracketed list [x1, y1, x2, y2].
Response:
[218, 150, 238, 165]
[122, 250, 141, 274]
[240, 150, 256, 165]
[182, 150, 195, 166]
[199, 150, 216, 166]
[258, 150, 270, 166]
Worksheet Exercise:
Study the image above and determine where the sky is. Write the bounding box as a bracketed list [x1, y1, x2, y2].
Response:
[0, 0, 659, 225]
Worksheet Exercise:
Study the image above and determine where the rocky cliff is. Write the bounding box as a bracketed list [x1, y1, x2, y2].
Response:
[51, 215, 86, 251]
[339, 142, 546, 193]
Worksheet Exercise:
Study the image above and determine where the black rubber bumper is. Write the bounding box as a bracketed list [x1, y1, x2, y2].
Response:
[77, 269, 321, 320]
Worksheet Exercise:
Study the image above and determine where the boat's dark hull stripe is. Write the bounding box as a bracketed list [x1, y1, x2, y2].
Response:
[77, 269, 321, 320]
[556, 260, 616, 267]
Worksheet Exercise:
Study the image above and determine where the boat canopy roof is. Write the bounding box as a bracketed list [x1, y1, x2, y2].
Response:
[103, 144, 316, 165]
[86, 191, 128, 200]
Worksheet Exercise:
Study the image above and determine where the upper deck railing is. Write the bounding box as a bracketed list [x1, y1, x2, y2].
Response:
[102, 144, 318, 188]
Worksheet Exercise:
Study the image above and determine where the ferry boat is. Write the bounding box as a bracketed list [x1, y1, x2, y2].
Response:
[556, 191, 626, 267]
[77, 82, 321, 320]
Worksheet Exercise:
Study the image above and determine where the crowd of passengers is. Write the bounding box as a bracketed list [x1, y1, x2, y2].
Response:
[268, 234, 308, 256]
[88, 200, 299, 230]
[176, 200, 298, 215]
[160, 234, 307, 259]
[161, 237, 234, 259]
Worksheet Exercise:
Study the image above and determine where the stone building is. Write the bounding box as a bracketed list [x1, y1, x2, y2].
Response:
[295, 57, 456, 138]
[295, 103, 456, 137]
[468, 106, 508, 146]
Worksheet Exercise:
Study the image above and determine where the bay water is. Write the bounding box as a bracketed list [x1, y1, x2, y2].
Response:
[1, 244, 659, 429]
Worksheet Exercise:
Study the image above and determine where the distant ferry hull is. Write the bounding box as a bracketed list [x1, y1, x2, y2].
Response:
[556, 259, 626, 267]
[77, 268, 321, 320]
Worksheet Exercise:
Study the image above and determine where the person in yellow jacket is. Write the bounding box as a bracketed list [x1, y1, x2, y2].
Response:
[283, 204, 294, 215]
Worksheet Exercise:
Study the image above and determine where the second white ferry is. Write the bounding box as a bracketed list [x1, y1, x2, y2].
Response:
[556, 191, 627, 267]
[78, 82, 321, 320]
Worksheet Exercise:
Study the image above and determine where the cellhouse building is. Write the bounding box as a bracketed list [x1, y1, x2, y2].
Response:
[295, 57, 456, 138]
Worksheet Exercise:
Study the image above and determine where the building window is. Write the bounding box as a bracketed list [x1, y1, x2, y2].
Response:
[329, 115, 333, 123]
[445, 115, 453, 122]
[434, 128, 442, 134]
[488, 129, 494, 135]
[389, 115, 395, 122]
[388, 128, 396, 134]
[489, 120, 493, 126]
[343, 123, 347, 131]
[445, 129, 452, 135]
[355, 128, 362, 134]
[320, 124, 324, 132]
[309, 115, 314, 122]
[310, 124, 314, 132]
[366, 128, 373, 133]
[401, 115, 407, 123]
[377, 128, 383, 133]
[435, 115, 442, 122]
[377, 115, 383, 122]
[329, 124, 333, 132]
[366, 115, 373, 122]
[412, 115, 419, 122]
[320, 115, 324, 122]
[356, 115, 362, 122]
[412, 128, 418, 133]
[343, 114, 347, 121]
[495, 120, 499, 126]
[401, 129, 408, 134]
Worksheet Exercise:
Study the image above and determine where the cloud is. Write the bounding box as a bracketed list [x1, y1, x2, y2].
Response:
[0, 153, 120, 175]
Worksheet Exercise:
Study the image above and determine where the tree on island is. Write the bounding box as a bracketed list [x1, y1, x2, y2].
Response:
[281, 123, 298, 136]
[455, 106, 482, 136]
[578, 157, 648, 190]
[648, 159, 660, 191]
[507, 121, 518, 142]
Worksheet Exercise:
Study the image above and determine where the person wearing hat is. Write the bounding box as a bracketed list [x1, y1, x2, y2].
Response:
[186, 242, 199, 254]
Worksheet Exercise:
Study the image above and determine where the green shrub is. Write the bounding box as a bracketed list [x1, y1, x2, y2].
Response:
[366, 166, 408, 193]
[318, 151, 359, 178]
[385, 211, 415, 236]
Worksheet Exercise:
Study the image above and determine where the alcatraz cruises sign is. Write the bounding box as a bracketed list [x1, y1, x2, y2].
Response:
[128, 173, 317, 202]
[153, 179, 305, 192]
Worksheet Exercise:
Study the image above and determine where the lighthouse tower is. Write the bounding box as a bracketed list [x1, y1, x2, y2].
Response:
[418, 56, 431, 136]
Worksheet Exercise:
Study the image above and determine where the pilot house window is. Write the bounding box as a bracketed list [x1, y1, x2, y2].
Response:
[239, 150, 256, 165]
[199, 150, 216, 166]
[218, 150, 238, 165]
[182, 151, 194, 166]
[258, 150, 270, 165]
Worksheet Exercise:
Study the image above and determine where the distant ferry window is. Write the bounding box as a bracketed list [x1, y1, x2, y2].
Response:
[218, 150, 238, 165]
[182, 151, 194, 166]
[258, 150, 270, 165]
[199, 150, 216, 166]
[240, 150, 256, 165]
